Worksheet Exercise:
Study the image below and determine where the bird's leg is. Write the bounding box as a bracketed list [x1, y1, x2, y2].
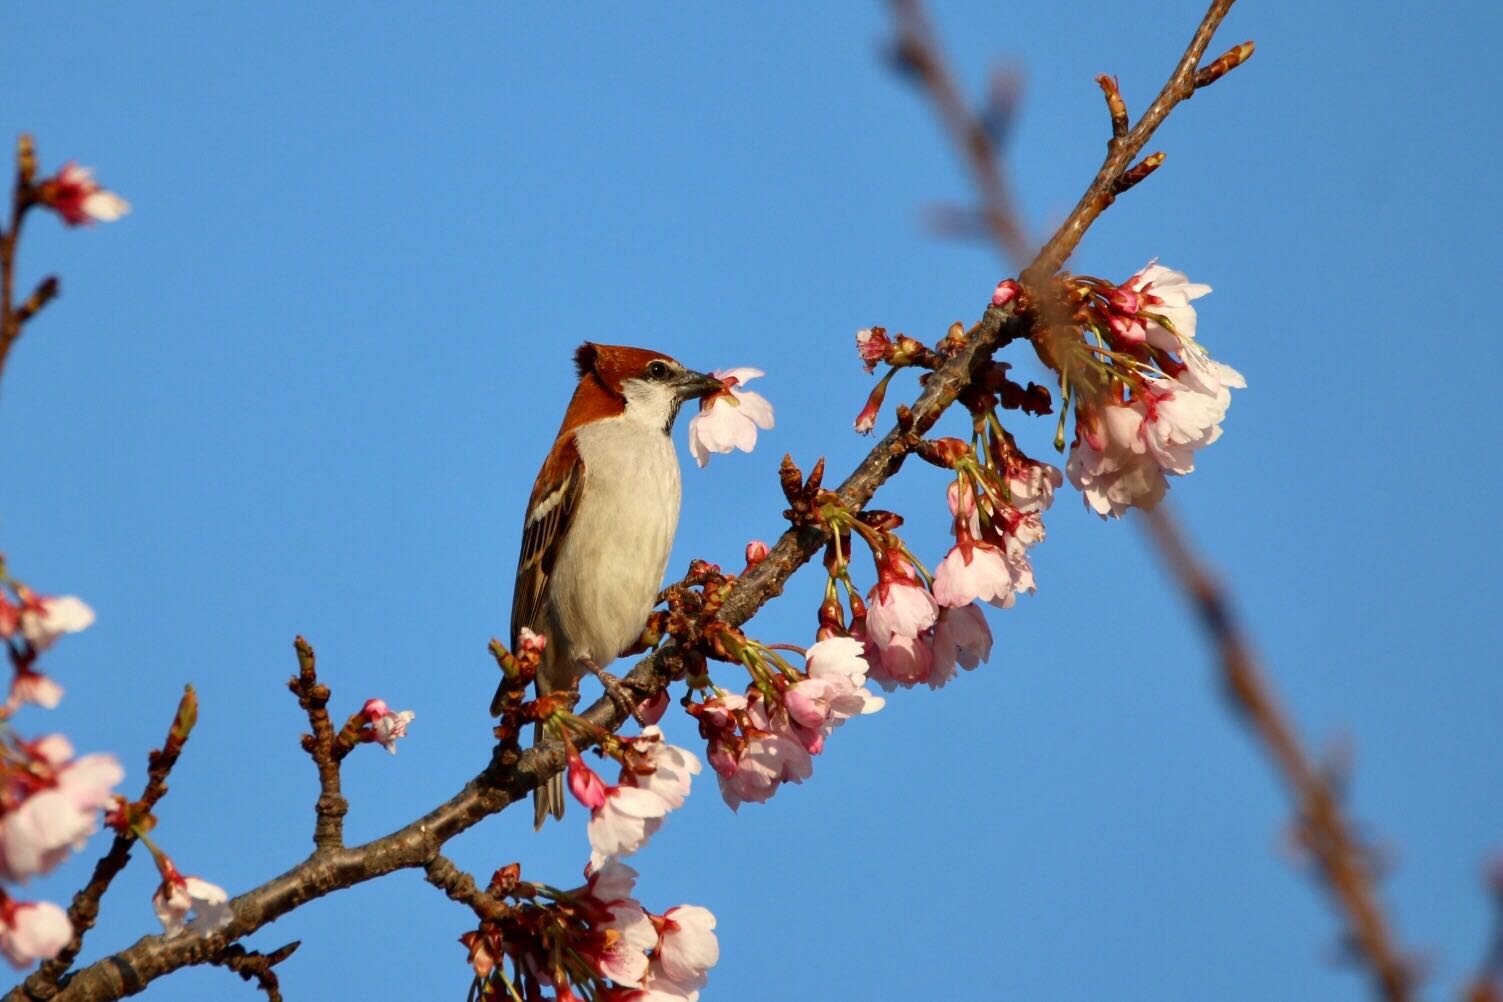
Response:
[578, 657, 646, 727]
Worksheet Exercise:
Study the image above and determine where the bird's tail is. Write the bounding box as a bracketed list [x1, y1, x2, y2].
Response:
[532, 720, 566, 829]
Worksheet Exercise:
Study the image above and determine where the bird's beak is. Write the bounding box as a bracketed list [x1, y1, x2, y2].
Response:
[674, 370, 725, 401]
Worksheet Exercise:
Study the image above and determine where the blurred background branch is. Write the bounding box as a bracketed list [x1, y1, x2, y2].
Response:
[883, 1, 1415, 999]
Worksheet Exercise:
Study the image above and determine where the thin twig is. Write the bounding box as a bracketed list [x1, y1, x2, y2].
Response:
[0, 135, 41, 384]
[207, 941, 300, 1002]
[287, 636, 348, 853]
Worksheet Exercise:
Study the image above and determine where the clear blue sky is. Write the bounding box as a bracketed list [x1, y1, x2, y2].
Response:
[2, 2, 1498, 999]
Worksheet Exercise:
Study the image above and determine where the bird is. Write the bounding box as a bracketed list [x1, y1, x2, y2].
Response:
[493, 342, 724, 828]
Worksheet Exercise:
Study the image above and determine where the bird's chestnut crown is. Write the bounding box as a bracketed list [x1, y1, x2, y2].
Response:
[572, 341, 722, 433]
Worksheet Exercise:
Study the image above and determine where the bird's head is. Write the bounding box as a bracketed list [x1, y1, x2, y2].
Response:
[571, 342, 722, 433]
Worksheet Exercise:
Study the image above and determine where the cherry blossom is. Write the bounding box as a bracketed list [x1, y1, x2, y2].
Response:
[581, 899, 657, 987]
[0, 751, 124, 881]
[864, 556, 938, 649]
[152, 864, 231, 936]
[1127, 261, 1210, 342]
[360, 698, 415, 753]
[855, 327, 892, 372]
[652, 905, 719, 991]
[930, 605, 993, 689]
[0, 897, 70, 968]
[619, 727, 702, 811]
[1066, 406, 1170, 518]
[7, 670, 63, 712]
[17, 595, 94, 652]
[585, 781, 671, 870]
[38, 164, 129, 226]
[1006, 460, 1062, 514]
[933, 541, 1019, 609]
[686, 368, 774, 467]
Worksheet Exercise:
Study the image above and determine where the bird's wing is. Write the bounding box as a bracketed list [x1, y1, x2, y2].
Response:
[510, 435, 585, 652]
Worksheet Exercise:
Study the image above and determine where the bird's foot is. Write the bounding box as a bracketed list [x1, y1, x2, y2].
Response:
[578, 657, 645, 727]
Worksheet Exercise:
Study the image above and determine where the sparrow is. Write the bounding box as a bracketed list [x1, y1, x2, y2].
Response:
[493, 342, 723, 828]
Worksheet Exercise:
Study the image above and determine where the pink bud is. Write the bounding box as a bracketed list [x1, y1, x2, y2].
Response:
[991, 279, 1021, 307]
[567, 749, 609, 811]
[744, 540, 769, 568]
[636, 691, 670, 726]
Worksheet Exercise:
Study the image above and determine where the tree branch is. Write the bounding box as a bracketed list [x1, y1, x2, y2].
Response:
[17, 4, 1288, 999]
[287, 637, 348, 853]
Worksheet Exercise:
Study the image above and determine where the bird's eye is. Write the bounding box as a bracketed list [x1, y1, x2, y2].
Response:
[646, 360, 671, 380]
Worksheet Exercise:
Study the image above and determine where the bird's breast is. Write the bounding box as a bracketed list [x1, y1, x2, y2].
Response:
[549, 418, 682, 667]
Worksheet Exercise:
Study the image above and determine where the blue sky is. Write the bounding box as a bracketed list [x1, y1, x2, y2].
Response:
[1, 2, 1498, 999]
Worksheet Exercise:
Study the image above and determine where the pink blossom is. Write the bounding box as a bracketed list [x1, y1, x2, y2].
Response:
[152, 867, 231, 936]
[865, 631, 936, 691]
[933, 542, 1018, 609]
[582, 900, 657, 987]
[1007, 461, 1062, 514]
[7, 670, 63, 712]
[930, 605, 993, 689]
[0, 898, 71, 968]
[1127, 261, 1210, 342]
[715, 698, 812, 811]
[855, 327, 891, 371]
[361, 698, 415, 753]
[743, 539, 769, 568]
[40, 164, 129, 226]
[587, 785, 671, 869]
[619, 726, 701, 810]
[18, 596, 94, 652]
[0, 752, 124, 881]
[686, 368, 774, 467]
[653, 905, 719, 990]
[864, 560, 938, 648]
[992, 278, 1021, 307]
[585, 859, 639, 905]
[1066, 409, 1169, 518]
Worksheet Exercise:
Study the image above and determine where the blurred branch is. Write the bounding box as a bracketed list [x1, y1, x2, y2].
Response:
[1142, 508, 1414, 1001]
[0, 135, 57, 387]
[884, 2, 1414, 1001]
[1464, 862, 1503, 1002]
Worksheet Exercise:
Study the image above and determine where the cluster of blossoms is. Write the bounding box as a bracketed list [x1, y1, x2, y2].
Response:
[685, 368, 774, 468]
[688, 635, 884, 809]
[461, 860, 718, 1002]
[0, 562, 118, 968]
[478, 630, 719, 1000]
[1061, 262, 1244, 517]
